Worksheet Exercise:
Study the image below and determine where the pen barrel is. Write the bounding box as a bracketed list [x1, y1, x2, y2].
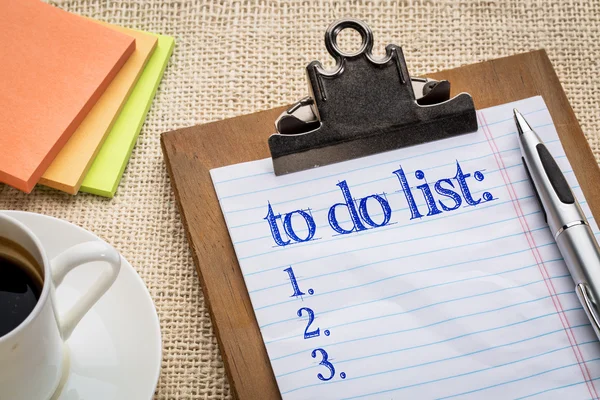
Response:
[519, 131, 585, 232]
[555, 224, 600, 304]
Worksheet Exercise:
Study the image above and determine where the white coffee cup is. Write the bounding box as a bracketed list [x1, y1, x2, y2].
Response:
[0, 213, 121, 400]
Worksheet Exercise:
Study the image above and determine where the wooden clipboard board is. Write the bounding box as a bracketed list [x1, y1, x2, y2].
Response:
[161, 50, 600, 399]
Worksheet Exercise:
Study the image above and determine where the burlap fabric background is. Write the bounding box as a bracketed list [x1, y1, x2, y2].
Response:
[1, 0, 598, 398]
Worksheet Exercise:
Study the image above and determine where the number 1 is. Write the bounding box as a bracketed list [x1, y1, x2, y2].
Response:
[284, 266, 305, 297]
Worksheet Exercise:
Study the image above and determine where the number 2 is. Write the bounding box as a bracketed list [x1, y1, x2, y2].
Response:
[297, 307, 320, 339]
[311, 348, 335, 381]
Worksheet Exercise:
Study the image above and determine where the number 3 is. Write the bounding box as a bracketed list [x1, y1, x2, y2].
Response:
[297, 307, 320, 339]
[311, 348, 335, 381]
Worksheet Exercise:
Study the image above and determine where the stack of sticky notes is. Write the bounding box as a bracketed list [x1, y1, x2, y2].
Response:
[0, 0, 174, 197]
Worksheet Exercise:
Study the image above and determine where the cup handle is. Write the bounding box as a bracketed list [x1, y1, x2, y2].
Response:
[50, 241, 121, 340]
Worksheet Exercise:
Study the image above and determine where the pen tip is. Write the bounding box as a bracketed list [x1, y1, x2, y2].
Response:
[513, 108, 533, 135]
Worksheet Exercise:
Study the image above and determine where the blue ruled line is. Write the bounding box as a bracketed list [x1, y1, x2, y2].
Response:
[213, 170, 271, 184]
[277, 322, 589, 383]
[222, 147, 564, 215]
[435, 354, 600, 400]
[248, 196, 587, 296]
[258, 240, 551, 302]
[226, 149, 568, 232]
[247, 224, 550, 278]
[232, 178, 527, 244]
[260, 272, 563, 329]
[224, 157, 509, 214]
[515, 376, 600, 399]
[335, 347, 600, 399]
[242, 206, 543, 262]
[219, 126, 557, 201]
[268, 292, 579, 362]
[253, 211, 544, 309]
[242, 191, 588, 279]
[258, 226, 595, 330]
[229, 173, 534, 234]
[231, 172, 578, 250]
[220, 145, 516, 200]
[264, 258, 564, 345]
[255, 226, 596, 331]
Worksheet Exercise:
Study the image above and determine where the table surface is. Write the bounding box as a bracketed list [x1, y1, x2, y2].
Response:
[1, 1, 598, 398]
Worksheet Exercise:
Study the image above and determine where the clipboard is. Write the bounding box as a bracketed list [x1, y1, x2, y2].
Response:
[161, 48, 600, 399]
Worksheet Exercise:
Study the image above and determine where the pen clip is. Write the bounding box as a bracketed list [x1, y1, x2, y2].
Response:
[576, 283, 600, 339]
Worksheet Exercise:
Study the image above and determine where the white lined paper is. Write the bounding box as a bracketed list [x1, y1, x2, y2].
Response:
[211, 96, 600, 399]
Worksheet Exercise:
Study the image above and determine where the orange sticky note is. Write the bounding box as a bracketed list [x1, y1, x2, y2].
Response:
[39, 26, 158, 194]
[0, 0, 135, 193]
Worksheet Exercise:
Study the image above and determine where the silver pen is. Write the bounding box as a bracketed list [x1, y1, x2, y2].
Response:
[515, 109, 600, 340]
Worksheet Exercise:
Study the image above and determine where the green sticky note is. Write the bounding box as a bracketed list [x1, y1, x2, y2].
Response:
[80, 34, 175, 197]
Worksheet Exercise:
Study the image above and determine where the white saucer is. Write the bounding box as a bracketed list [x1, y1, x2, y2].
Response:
[2, 211, 162, 400]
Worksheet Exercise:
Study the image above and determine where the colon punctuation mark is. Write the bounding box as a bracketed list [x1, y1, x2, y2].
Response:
[271, 163, 494, 383]
[393, 161, 495, 221]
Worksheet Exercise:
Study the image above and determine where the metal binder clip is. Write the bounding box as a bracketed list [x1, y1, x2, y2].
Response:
[268, 18, 478, 176]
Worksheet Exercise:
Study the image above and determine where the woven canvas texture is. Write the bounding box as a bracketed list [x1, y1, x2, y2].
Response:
[1, 0, 599, 398]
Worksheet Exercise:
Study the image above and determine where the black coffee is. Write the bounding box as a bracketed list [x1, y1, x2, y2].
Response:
[0, 237, 43, 338]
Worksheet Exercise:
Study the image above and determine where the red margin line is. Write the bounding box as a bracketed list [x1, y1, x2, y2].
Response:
[478, 110, 598, 399]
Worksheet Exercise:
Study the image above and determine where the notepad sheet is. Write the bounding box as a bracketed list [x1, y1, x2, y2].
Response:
[210, 96, 600, 399]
